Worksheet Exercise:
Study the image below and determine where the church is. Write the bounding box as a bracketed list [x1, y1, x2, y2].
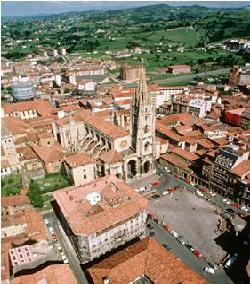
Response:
[53, 66, 161, 184]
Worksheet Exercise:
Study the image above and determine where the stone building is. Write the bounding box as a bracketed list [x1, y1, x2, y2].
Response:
[64, 153, 95, 186]
[210, 146, 249, 198]
[121, 64, 141, 81]
[53, 175, 148, 264]
[52, 66, 160, 182]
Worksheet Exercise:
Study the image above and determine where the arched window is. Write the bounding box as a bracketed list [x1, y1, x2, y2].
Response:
[144, 141, 150, 152]
[144, 125, 150, 134]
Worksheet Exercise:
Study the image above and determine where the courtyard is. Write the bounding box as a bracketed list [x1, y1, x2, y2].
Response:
[149, 189, 227, 264]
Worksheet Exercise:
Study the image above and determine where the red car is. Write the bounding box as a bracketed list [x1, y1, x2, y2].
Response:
[232, 203, 240, 209]
[168, 188, 174, 193]
[192, 249, 202, 258]
[184, 178, 190, 184]
[151, 181, 160, 187]
[174, 173, 180, 178]
[200, 187, 208, 193]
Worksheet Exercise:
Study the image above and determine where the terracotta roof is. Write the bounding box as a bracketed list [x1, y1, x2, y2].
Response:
[2, 193, 30, 207]
[53, 175, 148, 235]
[1, 160, 10, 168]
[3, 100, 54, 116]
[231, 160, 250, 177]
[65, 153, 93, 168]
[171, 147, 199, 161]
[75, 110, 129, 140]
[3, 117, 35, 136]
[87, 237, 207, 284]
[99, 150, 122, 164]
[12, 264, 77, 284]
[156, 122, 184, 142]
[17, 146, 38, 161]
[2, 208, 46, 242]
[32, 144, 63, 163]
[160, 153, 192, 172]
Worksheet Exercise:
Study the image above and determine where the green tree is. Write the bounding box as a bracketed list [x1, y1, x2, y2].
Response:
[28, 182, 44, 208]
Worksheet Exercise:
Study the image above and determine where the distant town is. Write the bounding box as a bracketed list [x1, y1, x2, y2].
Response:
[1, 3, 250, 284]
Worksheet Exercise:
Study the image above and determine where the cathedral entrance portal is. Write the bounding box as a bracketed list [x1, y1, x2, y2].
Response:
[143, 161, 151, 174]
[127, 160, 137, 179]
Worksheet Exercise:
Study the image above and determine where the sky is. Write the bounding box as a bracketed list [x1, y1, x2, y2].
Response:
[2, 1, 250, 17]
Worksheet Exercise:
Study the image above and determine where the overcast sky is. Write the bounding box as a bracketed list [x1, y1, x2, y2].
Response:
[2, 1, 250, 17]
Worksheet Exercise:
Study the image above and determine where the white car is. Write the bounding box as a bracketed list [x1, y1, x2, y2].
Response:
[240, 206, 249, 212]
[164, 167, 171, 173]
[63, 258, 69, 264]
[224, 253, 238, 268]
[162, 191, 169, 196]
[196, 191, 204, 197]
[170, 231, 179, 238]
[204, 267, 215, 274]
[57, 244, 62, 251]
[210, 192, 216, 197]
[139, 187, 146, 192]
[134, 189, 140, 193]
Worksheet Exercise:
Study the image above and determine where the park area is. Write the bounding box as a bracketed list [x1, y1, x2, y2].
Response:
[1, 174, 22, 196]
[149, 189, 227, 264]
[28, 173, 70, 209]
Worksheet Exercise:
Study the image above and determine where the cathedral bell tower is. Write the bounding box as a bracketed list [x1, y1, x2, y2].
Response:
[130, 66, 157, 174]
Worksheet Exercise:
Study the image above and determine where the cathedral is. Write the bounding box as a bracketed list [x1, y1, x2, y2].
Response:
[53, 66, 160, 183]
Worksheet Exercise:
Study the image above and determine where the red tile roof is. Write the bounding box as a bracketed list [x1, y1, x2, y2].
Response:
[53, 175, 148, 235]
[99, 150, 122, 164]
[12, 264, 77, 284]
[160, 153, 192, 172]
[3, 100, 54, 117]
[88, 237, 207, 284]
[231, 160, 250, 177]
[171, 147, 199, 161]
[65, 153, 93, 168]
[32, 144, 63, 163]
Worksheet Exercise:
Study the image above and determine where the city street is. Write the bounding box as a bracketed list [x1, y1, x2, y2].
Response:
[43, 212, 89, 284]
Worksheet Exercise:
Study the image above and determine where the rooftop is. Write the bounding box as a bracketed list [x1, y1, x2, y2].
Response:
[12, 264, 77, 284]
[53, 175, 148, 235]
[64, 153, 93, 168]
[87, 237, 207, 284]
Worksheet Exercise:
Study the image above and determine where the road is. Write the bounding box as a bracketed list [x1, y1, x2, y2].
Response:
[148, 219, 233, 284]
[153, 68, 230, 84]
[44, 212, 89, 284]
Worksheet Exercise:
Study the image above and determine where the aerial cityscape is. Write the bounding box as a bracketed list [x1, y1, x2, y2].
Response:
[1, 1, 250, 284]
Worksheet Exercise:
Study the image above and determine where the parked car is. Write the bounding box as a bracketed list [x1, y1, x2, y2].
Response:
[185, 244, 194, 251]
[170, 231, 179, 238]
[174, 173, 180, 178]
[240, 206, 249, 212]
[224, 253, 238, 268]
[204, 267, 215, 275]
[149, 231, 155, 236]
[209, 191, 216, 197]
[162, 244, 171, 250]
[164, 167, 171, 173]
[177, 238, 185, 246]
[168, 188, 174, 193]
[44, 218, 50, 225]
[232, 203, 240, 209]
[162, 191, 169, 196]
[151, 181, 160, 187]
[192, 249, 202, 258]
[196, 191, 204, 197]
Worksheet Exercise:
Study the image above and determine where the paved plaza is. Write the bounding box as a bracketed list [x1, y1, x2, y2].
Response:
[149, 189, 227, 264]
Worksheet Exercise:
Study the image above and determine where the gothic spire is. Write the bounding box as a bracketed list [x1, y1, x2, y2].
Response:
[136, 65, 148, 103]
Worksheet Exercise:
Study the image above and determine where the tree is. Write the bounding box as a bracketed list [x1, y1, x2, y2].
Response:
[28, 182, 44, 208]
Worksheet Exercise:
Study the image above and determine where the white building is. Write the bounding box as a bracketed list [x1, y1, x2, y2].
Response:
[53, 175, 148, 264]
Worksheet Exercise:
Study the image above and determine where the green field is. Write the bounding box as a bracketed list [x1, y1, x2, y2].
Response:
[35, 173, 69, 193]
